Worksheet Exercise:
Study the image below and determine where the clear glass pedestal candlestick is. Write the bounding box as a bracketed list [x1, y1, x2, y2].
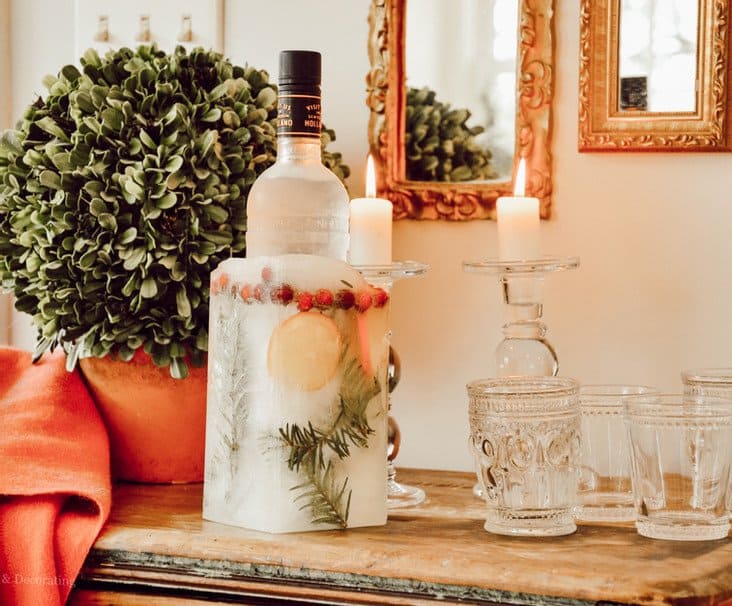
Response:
[463, 257, 580, 377]
[463, 256, 579, 497]
[385, 345, 426, 507]
[354, 261, 428, 509]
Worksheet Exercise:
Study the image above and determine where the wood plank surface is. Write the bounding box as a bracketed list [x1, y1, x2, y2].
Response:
[69, 590, 235, 605]
[74, 468, 732, 605]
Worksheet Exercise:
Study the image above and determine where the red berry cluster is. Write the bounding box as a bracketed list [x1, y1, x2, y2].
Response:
[211, 267, 389, 313]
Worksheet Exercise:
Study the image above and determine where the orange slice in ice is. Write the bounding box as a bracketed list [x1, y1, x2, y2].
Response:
[267, 312, 342, 391]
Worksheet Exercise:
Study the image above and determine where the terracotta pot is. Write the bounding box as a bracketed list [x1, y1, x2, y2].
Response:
[79, 350, 207, 483]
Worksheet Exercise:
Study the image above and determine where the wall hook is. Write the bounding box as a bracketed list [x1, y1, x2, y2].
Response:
[94, 14, 109, 42]
[178, 14, 193, 43]
[135, 14, 151, 42]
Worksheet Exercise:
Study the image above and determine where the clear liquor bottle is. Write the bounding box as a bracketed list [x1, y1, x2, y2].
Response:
[245, 50, 349, 260]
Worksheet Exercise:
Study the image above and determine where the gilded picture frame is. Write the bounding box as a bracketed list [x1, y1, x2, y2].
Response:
[578, 0, 732, 151]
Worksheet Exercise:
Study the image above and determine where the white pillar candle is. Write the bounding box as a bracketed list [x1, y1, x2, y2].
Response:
[349, 156, 393, 265]
[496, 158, 541, 261]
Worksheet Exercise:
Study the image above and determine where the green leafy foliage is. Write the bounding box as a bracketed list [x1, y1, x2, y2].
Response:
[321, 126, 350, 184]
[405, 86, 497, 182]
[0, 45, 350, 377]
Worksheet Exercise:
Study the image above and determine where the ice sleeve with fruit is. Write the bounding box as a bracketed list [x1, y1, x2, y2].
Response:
[203, 254, 390, 532]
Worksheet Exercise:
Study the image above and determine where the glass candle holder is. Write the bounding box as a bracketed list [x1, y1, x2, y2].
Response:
[462, 257, 579, 377]
[353, 261, 428, 509]
[467, 376, 581, 537]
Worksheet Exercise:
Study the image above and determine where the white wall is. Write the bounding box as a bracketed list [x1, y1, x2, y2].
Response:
[0, 0, 10, 128]
[6, 1, 732, 471]
[0, 0, 11, 344]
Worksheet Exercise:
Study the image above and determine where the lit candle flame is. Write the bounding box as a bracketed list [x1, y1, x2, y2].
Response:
[513, 157, 527, 197]
[365, 155, 376, 198]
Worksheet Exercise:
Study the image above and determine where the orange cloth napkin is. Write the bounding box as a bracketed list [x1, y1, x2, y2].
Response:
[0, 347, 111, 605]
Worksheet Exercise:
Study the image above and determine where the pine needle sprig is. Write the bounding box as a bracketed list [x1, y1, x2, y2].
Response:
[292, 461, 351, 528]
[279, 356, 381, 473]
[277, 354, 381, 527]
[210, 304, 250, 498]
[278, 421, 327, 472]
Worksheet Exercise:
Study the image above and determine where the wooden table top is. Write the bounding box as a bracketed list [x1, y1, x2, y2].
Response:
[74, 468, 732, 606]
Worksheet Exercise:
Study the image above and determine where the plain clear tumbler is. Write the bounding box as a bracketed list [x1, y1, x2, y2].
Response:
[467, 376, 581, 537]
[682, 368, 732, 517]
[624, 393, 732, 541]
[577, 385, 656, 522]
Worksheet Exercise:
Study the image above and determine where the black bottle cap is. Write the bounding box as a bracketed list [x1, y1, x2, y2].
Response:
[279, 50, 321, 87]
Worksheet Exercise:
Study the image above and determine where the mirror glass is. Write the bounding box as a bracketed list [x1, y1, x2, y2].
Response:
[618, 0, 699, 112]
[405, 0, 517, 182]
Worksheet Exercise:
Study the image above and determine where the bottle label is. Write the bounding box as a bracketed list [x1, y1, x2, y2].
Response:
[277, 93, 321, 138]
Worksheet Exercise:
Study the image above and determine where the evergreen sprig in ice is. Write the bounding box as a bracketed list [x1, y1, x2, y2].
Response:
[0, 45, 350, 378]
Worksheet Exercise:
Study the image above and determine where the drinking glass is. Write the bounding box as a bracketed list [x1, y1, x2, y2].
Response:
[682, 368, 732, 516]
[624, 393, 732, 541]
[682, 368, 732, 398]
[577, 385, 656, 522]
[467, 376, 581, 536]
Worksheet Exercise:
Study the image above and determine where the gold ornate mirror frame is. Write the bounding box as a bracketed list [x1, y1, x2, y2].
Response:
[578, 0, 732, 151]
[366, 0, 555, 221]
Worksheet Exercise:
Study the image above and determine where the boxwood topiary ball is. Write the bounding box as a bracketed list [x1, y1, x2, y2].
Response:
[0, 45, 348, 378]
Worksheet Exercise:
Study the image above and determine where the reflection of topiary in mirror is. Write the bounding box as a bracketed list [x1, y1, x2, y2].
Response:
[0, 45, 350, 378]
[321, 126, 350, 184]
[405, 87, 497, 182]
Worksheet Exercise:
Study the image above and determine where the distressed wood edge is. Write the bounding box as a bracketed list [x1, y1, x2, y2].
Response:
[366, 0, 554, 220]
[578, 0, 732, 151]
[79, 550, 601, 606]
